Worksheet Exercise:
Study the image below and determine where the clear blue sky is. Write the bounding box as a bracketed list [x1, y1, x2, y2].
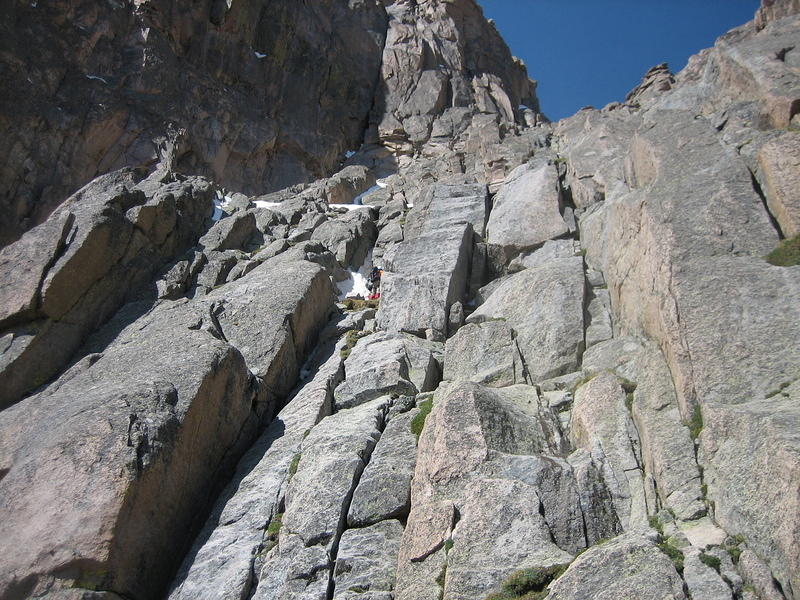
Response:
[478, 0, 760, 120]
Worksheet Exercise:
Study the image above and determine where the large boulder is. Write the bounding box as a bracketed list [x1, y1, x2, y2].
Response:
[333, 520, 404, 600]
[348, 409, 419, 527]
[443, 320, 529, 387]
[311, 208, 378, 268]
[757, 132, 800, 237]
[377, 225, 473, 340]
[699, 382, 800, 597]
[571, 372, 647, 531]
[0, 170, 213, 408]
[467, 257, 585, 382]
[0, 255, 335, 599]
[403, 183, 489, 240]
[254, 397, 391, 599]
[546, 533, 687, 600]
[632, 345, 705, 521]
[333, 332, 438, 410]
[169, 341, 345, 600]
[486, 161, 569, 261]
[394, 382, 581, 600]
[0, 303, 254, 600]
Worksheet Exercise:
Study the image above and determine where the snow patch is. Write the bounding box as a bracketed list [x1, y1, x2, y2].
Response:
[254, 200, 281, 209]
[375, 179, 388, 189]
[345, 150, 356, 158]
[86, 75, 109, 84]
[254, 51, 267, 59]
[336, 251, 373, 300]
[352, 184, 382, 205]
[330, 204, 371, 212]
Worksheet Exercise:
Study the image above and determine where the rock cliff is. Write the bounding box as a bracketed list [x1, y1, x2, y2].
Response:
[0, 1, 799, 599]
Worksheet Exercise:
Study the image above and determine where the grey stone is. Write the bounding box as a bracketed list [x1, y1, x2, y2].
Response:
[200, 258, 336, 402]
[507, 239, 580, 273]
[333, 520, 404, 599]
[683, 550, 733, 600]
[348, 409, 418, 526]
[700, 387, 800, 596]
[487, 161, 569, 261]
[333, 332, 431, 410]
[255, 397, 391, 599]
[585, 288, 614, 349]
[169, 343, 344, 600]
[0, 171, 212, 408]
[737, 549, 787, 600]
[444, 478, 573, 600]
[467, 257, 585, 382]
[443, 320, 529, 387]
[567, 449, 624, 546]
[632, 345, 705, 521]
[546, 533, 687, 600]
[0, 302, 254, 599]
[198, 210, 258, 252]
[377, 225, 473, 339]
[757, 131, 800, 237]
[581, 336, 643, 383]
[311, 209, 378, 268]
[403, 183, 489, 240]
[554, 107, 639, 209]
[571, 372, 647, 530]
[194, 249, 243, 292]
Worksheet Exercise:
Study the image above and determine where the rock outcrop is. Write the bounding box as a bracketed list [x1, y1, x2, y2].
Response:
[1, 1, 799, 600]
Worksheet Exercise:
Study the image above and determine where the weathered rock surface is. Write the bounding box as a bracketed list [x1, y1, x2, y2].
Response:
[311, 208, 378, 268]
[4, 2, 800, 600]
[348, 409, 419, 527]
[683, 550, 733, 600]
[0, 253, 335, 598]
[486, 161, 569, 261]
[333, 332, 438, 410]
[169, 341, 345, 600]
[757, 132, 800, 237]
[571, 372, 647, 531]
[0, 0, 389, 246]
[546, 533, 687, 600]
[333, 520, 404, 599]
[467, 257, 585, 382]
[632, 345, 705, 521]
[699, 384, 800, 597]
[443, 320, 529, 386]
[377, 225, 473, 339]
[0, 170, 213, 408]
[253, 396, 390, 600]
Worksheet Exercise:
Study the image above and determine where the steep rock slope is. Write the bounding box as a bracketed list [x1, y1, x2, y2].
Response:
[1, 1, 799, 600]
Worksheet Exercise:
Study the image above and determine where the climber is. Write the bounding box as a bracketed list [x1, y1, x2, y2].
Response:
[367, 266, 383, 300]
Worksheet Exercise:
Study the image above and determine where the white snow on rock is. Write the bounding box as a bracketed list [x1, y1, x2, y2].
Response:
[254, 51, 267, 59]
[253, 200, 281, 209]
[352, 185, 382, 205]
[86, 75, 109, 84]
[345, 150, 356, 158]
[330, 204, 371, 212]
[336, 251, 373, 300]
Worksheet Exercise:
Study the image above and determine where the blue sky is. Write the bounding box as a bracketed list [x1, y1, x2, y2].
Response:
[478, 0, 760, 120]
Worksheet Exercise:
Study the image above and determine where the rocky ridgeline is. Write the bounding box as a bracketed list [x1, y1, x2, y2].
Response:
[1, 1, 799, 599]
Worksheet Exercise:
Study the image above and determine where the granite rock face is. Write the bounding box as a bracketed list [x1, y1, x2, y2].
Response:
[0, 0, 388, 246]
[2, 2, 800, 600]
